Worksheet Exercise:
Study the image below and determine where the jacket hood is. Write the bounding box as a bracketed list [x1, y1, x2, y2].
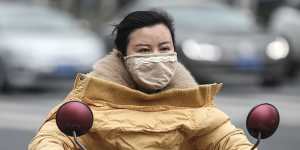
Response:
[89, 49, 199, 91]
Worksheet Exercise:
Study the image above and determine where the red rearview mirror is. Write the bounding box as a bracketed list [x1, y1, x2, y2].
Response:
[56, 101, 93, 137]
[246, 103, 280, 149]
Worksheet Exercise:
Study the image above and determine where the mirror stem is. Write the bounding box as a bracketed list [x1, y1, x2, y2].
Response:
[73, 131, 87, 150]
[251, 132, 261, 150]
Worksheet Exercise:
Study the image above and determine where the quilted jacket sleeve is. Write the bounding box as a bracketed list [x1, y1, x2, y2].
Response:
[28, 118, 76, 150]
[195, 121, 256, 150]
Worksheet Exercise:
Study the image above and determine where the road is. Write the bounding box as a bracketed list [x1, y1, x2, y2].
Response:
[0, 80, 299, 150]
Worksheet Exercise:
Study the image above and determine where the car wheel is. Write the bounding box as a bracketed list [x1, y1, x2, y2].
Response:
[0, 61, 11, 92]
[0, 71, 5, 91]
[285, 60, 299, 78]
[261, 74, 283, 87]
[0, 61, 6, 91]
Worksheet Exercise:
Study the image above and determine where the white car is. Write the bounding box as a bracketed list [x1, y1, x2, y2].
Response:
[0, 3, 106, 91]
[270, 5, 300, 77]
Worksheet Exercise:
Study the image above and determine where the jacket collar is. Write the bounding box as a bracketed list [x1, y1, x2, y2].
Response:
[71, 73, 223, 108]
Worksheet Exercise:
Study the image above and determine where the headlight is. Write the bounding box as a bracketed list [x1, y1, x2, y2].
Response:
[266, 37, 290, 60]
[182, 39, 222, 61]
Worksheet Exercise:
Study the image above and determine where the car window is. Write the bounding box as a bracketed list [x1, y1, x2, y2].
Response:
[106, 1, 258, 35]
[167, 7, 257, 33]
[0, 7, 78, 32]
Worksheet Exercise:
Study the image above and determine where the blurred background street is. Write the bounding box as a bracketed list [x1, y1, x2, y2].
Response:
[1, 0, 300, 149]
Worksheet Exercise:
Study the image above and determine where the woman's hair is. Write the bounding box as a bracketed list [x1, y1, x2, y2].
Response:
[113, 10, 175, 55]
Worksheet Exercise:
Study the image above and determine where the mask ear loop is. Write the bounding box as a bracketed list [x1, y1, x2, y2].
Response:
[115, 48, 139, 89]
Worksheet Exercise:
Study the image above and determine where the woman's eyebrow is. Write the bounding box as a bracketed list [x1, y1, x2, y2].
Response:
[159, 41, 171, 46]
[135, 43, 151, 47]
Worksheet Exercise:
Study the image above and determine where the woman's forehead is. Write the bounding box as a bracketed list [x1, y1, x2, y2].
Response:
[128, 24, 173, 45]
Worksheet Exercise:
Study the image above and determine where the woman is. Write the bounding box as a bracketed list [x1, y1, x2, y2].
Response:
[29, 10, 255, 150]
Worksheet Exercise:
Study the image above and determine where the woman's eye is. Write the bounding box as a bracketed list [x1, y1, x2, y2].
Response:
[137, 48, 151, 53]
[160, 47, 171, 52]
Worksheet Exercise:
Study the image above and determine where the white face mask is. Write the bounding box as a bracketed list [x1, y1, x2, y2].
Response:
[124, 52, 178, 92]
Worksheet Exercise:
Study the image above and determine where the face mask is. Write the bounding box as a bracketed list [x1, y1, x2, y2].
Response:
[124, 52, 178, 92]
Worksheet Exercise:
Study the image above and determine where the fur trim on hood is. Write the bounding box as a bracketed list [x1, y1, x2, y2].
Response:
[88, 49, 198, 92]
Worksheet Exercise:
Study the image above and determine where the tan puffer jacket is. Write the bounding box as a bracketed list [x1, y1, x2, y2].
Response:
[28, 50, 255, 150]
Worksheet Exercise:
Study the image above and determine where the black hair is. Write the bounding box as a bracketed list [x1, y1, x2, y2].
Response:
[113, 10, 175, 55]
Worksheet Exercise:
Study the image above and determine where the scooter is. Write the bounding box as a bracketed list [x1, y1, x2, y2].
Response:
[55, 101, 280, 150]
